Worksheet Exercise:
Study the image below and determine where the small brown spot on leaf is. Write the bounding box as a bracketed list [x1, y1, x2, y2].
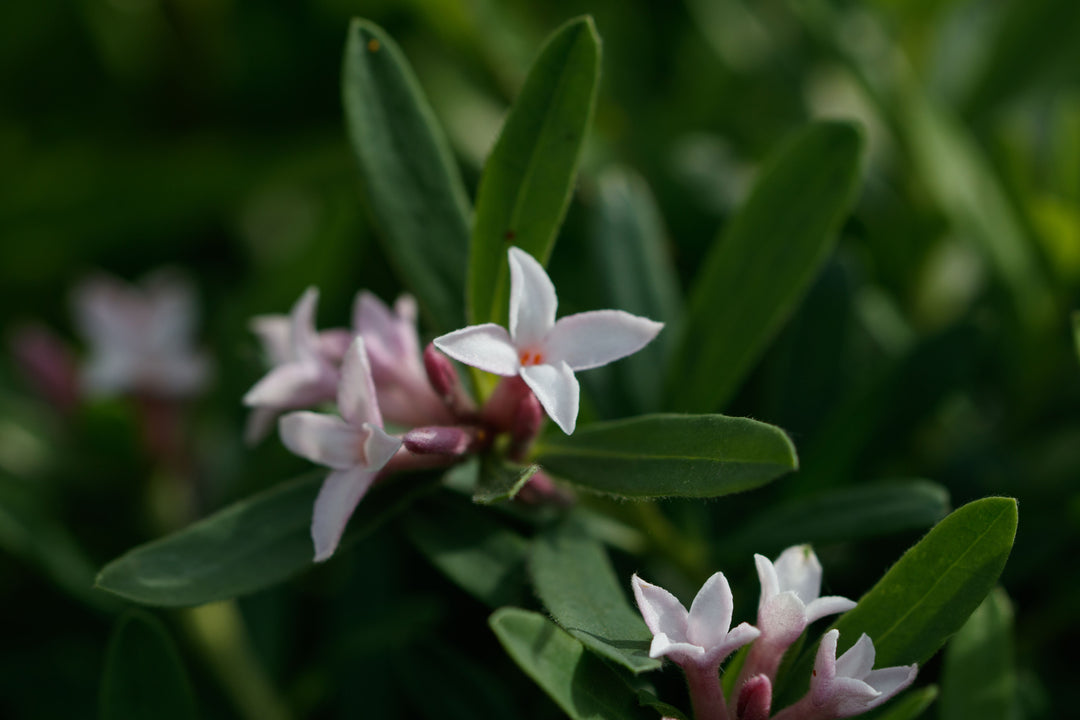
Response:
[367, 38, 380, 52]
[504, 230, 516, 240]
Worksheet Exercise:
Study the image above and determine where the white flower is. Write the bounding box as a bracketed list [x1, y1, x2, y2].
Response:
[802, 630, 917, 719]
[755, 545, 857, 647]
[632, 572, 760, 670]
[278, 337, 402, 561]
[72, 271, 210, 398]
[434, 247, 662, 434]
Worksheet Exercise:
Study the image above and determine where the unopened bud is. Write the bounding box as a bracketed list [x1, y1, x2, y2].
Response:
[482, 375, 532, 432]
[735, 674, 772, 720]
[403, 426, 475, 456]
[424, 343, 474, 416]
[509, 392, 543, 460]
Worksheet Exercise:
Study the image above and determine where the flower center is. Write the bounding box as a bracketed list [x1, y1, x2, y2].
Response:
[519, 349, 545, 366]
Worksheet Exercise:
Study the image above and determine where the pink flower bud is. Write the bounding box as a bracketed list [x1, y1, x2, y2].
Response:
[509, 392, 543, 459]
[735, 674, 772, 720]
[403, 425, 479, 456]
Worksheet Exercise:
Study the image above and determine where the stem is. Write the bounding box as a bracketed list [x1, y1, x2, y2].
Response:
[684, 663, 731, 720]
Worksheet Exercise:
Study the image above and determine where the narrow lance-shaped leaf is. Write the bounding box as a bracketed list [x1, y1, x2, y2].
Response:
[490, 608, 656, 720]
[530, 518, 660, 673]
[778, 497, 1018, 705]
[666, 121, 863, 412]
[343, 19, 471, 333]
[100, 611, 198, 720]
[940, 588, 1018, 720]
[95, 472, 437, 607]
[532, 413, 797, 498]
[468, 16, 601, 327]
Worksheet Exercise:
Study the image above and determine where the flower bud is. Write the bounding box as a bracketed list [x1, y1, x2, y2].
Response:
[403, 425, 476, 456]
[735, 674, 772, 720]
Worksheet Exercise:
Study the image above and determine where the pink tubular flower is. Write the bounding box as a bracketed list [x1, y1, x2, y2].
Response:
[434, 247, 663, 434]
[243, 288, 342, 443]
[278, 337, 402, 561]
[773, 630, 917, 720]
[72, 271, 210, 399]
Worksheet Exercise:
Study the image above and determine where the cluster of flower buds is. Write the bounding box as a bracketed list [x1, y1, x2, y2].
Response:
[633, 546, 917, 720]
[244, 247, 664, 560]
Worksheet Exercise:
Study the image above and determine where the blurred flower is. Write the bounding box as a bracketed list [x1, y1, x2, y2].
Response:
[774, 630, 917, 720]
[8, 323, 79, 414]
[72, 271, 210, 399]
[279, 337, 402, 561]
[244, 287, 342, 443]
[435, 247, 662, 434]
[632, 572, 760, 670]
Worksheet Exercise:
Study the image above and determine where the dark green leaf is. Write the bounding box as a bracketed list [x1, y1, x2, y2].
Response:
[95, 472, 436, 607]
[533, 414, 797, 498]
[780, 498, 1017, 704]
[468, 16, 601, 327]
[489, 608, 656, 720]
[1072, 311, 1080, 361]
[725, 480, 950, 559]
[862, 686, 938, 720]
[100, 611, 197, 720]
[343, 19, 471, 332]
[666, 121, 863, 412]
[940, 588, 1019, 720]
[404, 494, 530, 607]
[473, 459, 541, 504]
[530, 518, 659, 673]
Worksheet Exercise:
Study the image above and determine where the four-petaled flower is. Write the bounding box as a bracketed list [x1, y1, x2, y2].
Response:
[632, 572, 760, 670]
[754, 545, 857, 646]
[774, 630, 917, 720]
[278, 337, 402, 561]
[434, 247, 663, 434]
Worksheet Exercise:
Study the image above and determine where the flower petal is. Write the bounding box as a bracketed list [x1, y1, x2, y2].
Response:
[828, 677, 883, 717]
[289, 287, 321, 363]
[520, 361, 579, 435]
[144, 272, 198, 353]
[353, 291, 419, 361]
[360, 423, 402, 470]
[508, 247, 557, 347]
[243, 361, 332, 408]
[687, 572, 735, 649]
[545, 310, 663, 371]
[813, 629, 841, 686]
[650, 633, 706, 664]
[773, 545, 823, 604]
[250, 314, 292, 365]
[758, 591, 808, 646]
[434, 324, 520, 376]
[716, 622, 761, 660]
[279, 412, 360, 470]
[805, 595, 857, 625]
[863, 665, 917, 701]
[632, 575, 690, 644]
[244, 406, 280, 446]
[311, 466, 378, 561]
[338, 338, 383, 428]
[755, 553, 781, 609]
[836, 633, 877, 680]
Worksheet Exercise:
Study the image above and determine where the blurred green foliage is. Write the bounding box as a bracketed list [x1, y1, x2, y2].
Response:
[1, 0, 1078, 718]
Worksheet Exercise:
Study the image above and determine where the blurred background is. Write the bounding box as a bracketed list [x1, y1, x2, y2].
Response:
[1, 0, 1078, 717]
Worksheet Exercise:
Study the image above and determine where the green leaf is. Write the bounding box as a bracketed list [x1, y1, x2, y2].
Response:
[95, 472, 436, 607]
[940, 588, 1019, 720]
[1072, 310, 1080, 361]
[529, 518, 659, 673]
[404, 494, 530, 607]
[473, 459, 541, 504]
[343, 19, 472, 333]
[724, 480, 950, 559]
[862, 686, 938, 720]
[489, 608, 655, 720]
[100, 611, 198, 720]
[587, 168, 682, 414]
[467, 16, 601, 327]
[533, 413, 797, 498]
[666, 121, 863, 412]
[780, 497, 1017, 704]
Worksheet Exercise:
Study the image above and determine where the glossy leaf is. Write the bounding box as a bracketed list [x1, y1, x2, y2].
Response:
[468, 16, 600, 327]
[780, 498, 1017, 704]
[666, 121, 863, 412]
[343, 19, 471, 332]
[490, 608, 655, 720]
[100, 611, 198, 720]
[405, 494, 530, 608]
[940, 588, 1018, 720]
[473, 459, 541, 504]
[725, 480, 950, 558]
[529, 518, 659, 673]
[533, 413, 797, 498]
[95, 472, 436, 607]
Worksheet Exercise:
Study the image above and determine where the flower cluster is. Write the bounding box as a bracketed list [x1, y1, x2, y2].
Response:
[633, 545, 917, 720]
[244, 247, 663, 560]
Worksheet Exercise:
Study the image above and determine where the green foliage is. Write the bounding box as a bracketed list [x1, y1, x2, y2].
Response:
[473, 459, 541, 504]
[343, 19, 472, 333]
[863, 686, 939, 720]
[95, 472, 437, 607]
[468, 16, 601, 327]
[940, 588, 1019, 720]
[666, 121, 864, 412]
[533, 413, 797, 497]
[99, 611, 198, 720]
